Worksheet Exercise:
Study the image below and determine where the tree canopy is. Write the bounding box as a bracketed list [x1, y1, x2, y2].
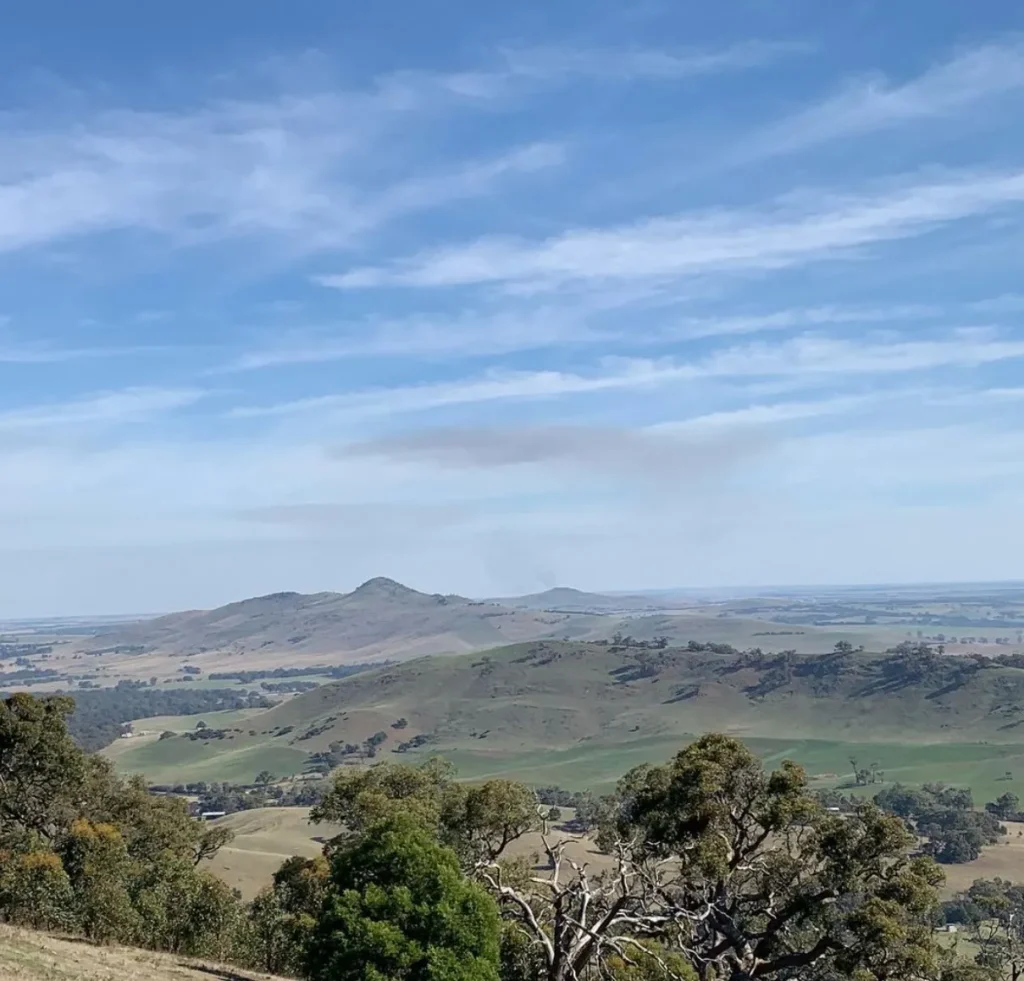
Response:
[306, 815, 501, 981]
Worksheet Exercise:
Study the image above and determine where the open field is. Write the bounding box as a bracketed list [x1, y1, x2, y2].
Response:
[0, 923, 285, 981]
[437, 735, 1024, 803]
[202, 807, 343, 899]
[105, 733, 310, 785]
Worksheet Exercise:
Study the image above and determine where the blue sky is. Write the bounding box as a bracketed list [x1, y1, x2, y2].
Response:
[3, 0, 1024, 615]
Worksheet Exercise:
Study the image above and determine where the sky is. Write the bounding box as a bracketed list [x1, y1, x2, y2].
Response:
[3, 0, 1024, 615]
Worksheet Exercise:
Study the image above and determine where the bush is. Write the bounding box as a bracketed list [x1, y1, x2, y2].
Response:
[306, 816, 501, 981]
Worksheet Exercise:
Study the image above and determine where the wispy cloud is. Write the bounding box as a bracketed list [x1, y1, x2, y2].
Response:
[0, 37, 787, 260]
[0, 343, 177, 364]
[225, 295, 1023, 370]
[0, 387, 205, 432]
[222, 304, 616, 370]
[501, 40, 809, 82]
[229, 329, 1024, 420]
[0, 90, 564, 257]
[744, 39, 1024, 160]
[323, 169, 1024, 291]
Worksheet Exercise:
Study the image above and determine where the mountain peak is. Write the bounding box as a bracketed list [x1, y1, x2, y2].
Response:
[350, 577, 420, 598]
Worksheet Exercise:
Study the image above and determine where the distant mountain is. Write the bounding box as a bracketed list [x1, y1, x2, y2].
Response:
[94, 577, 605, 662]
[498, 586, 679, 613]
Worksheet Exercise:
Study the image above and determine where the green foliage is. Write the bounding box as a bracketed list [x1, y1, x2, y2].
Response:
[604, 947, 697, 981]
[497, 923, 544, 981]
[950, 878, 1024, 981]
[0, 693, 86, 837]
[0, 849, 75, 931]
[0, 692, 238, 956]
[610, 734, 948, 980]
[985, 791, 1021, 820]
[874, 782, 1004, 864]
[61, 819, 139, 943]
[312, 758, 540, 867]
[132, 851, 241, 958]
[244, 855, 331, 975]
[306, 816, 501, 981]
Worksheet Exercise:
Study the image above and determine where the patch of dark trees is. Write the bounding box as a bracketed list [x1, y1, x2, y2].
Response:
[207, 662, 391, 684]
[60, 683, 275, 751]
[0, 642, 53, 658]
[874, 783, 1007, 864]
[261, 680, 321, 693]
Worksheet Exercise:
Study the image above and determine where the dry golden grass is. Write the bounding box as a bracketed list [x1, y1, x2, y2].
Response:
[201, 807, 342, 899]
[0, 923, 286, 981]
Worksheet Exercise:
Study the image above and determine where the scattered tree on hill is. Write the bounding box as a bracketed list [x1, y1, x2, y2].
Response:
[61, 686, 273, 752]
[362, 730, 389, 758]
[986, 791, 1021, 821]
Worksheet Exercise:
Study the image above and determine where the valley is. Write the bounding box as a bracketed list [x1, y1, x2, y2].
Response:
[95, 631, 1024, 800]
[11, 578, 1024, 848]
[7, 577, 1024, 976]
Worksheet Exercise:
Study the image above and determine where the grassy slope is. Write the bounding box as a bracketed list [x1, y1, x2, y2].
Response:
[201, 807, 344, 899]
[106, 641, 1024, 799]
[0, 924, 284, 981]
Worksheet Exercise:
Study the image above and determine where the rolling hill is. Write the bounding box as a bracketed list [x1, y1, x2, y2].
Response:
[495, 586, 680, 613]
[108, 640, 1024, 798]
[92, 577, 606, 662]
[75, 577, 892, 687]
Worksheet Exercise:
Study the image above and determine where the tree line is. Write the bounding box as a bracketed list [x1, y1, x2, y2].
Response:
[58, 684, 274, 751]
[207, 662, 390, 683]
[1, 691, 1001, 980]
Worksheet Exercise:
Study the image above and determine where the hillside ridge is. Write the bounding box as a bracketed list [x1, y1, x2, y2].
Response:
[91, 578, 606, 662]
[107, 639, 1024, 790]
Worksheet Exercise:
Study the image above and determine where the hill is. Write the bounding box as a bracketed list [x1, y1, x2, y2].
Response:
[0, 923, 286, 981]
[107, 640, 1024, 797]
[498, 586, 678, 613]
[92, 577, 605, 663]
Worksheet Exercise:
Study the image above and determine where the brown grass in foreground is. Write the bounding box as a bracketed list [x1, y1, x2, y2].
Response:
[0, 924, 287, 981]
